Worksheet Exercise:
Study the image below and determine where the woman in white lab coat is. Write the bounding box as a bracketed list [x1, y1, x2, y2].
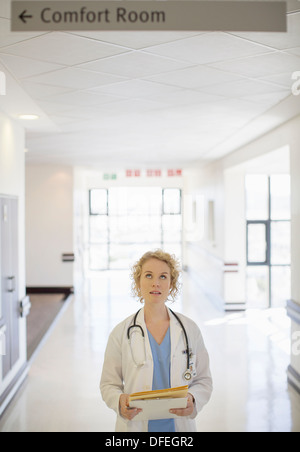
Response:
[100, 250, 213, 432]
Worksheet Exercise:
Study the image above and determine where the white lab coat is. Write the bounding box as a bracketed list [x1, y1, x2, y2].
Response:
[100, 307, 213, 432]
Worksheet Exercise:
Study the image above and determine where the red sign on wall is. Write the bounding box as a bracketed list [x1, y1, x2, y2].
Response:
[125, 169, 182, 178]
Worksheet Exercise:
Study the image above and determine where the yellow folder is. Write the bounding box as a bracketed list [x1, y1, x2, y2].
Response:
[129, 385, 189, 402]
[128, 386, 189, 421]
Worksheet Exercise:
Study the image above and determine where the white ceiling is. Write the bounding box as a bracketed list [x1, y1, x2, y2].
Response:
[0, 0, 300, 168]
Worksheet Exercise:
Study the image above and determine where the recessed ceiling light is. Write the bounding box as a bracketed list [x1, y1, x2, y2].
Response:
[18, 114, 39, 120]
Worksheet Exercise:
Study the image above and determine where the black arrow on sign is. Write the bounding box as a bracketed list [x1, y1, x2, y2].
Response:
[19, 10, 33, 24]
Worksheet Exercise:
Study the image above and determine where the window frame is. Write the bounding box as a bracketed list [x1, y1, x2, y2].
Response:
[88, 187, 183, 271]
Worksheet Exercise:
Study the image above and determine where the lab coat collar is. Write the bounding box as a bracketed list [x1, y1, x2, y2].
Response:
[135, 305, 183, 352]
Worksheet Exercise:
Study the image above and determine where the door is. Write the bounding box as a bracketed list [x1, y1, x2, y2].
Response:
[0, 197, 19, 379]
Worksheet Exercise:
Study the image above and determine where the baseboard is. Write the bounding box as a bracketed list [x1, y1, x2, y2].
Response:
[0, 363, 29, 418]
[287, 299, 300, 325]
[287, 365, 300, 395]
[26, 286, 74, 300]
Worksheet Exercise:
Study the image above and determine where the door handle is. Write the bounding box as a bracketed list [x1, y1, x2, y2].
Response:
[7, 276, 16, 293]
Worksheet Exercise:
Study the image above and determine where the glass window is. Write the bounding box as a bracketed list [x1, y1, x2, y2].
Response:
[271, 266, 291, 308]
[247, 222, 268, 264]
[109, 243, 162, 270]
[162, 215, 182, 243]
[110, 215, 162, 243]
[245, 175, 269, 220]
[246, 266, 269, 309]
[109, 187, 162, 216]
[90, 189, 108, 215]
[245, 173, 291, 308]
[88, 187, 182, 271]
[89, 245, 108, 270]
[89, 216, 108, 244]
[163, 189, 181, 215]
[270, 175, 291, 220]
[162, 243, 182, 264]
[271, 221, 291, 265]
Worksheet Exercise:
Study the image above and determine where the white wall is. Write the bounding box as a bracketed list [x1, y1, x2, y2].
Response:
[0, 111, 27, 413]
[223, 167, 246, 307]
[183, 162, 226, 307]
[25, 164, 74, 288]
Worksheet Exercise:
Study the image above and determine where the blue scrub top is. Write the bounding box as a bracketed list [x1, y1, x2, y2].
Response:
[147, 327, 176, 432]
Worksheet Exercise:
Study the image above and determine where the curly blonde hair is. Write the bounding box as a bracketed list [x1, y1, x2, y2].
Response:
[131, 249, 181, 303]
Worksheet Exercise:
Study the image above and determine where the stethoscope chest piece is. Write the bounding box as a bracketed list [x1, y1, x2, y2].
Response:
[183, 370, 192, 381]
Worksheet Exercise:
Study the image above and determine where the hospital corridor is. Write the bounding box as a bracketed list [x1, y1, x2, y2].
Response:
[0, 270, 299, 432]
[1, 0, 300, 433]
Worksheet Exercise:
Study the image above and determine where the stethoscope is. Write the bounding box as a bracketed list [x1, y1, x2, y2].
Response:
[127, 308, 193, 382]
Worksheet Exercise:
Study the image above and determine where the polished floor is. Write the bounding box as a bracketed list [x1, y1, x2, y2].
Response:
[27, 294, 66, 360]
[0, 271, 300, 432]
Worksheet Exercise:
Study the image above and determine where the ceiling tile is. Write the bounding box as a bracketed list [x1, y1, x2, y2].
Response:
[97, 98, 165, 116]
[241, 90, 290, 106]
[1, 32, 130, 66]
[87, 79, 179, 99]
[144, 65, 243, 89]
[26, 67, 128, 90]
[0, 53, 63, 79]
[49, 114, 87, 127]
[144, 32, 273, 65]
[199, 78, 290, 98]
[0, 18, 47, 48]
[35, 100, 76, 115]
[0, 0, 10, 19]
[259, 72, 296, 89]
[145, 89, 225, 106]
[229, 12, 300, 51]
[210, 51, 300, 78]
[287, 46, 300, 57]
[20, 81, 73, 100]
[79, 51, 190, 78]
[49, 90, 123, 107]
[69, 31, 202, 49]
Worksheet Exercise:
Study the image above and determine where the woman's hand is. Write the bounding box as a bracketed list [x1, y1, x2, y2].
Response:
[169, 393, 195, 417]
[119, 394, 142, 421]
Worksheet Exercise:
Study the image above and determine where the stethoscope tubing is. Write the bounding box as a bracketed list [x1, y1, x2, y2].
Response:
[127, 308, 191, 378]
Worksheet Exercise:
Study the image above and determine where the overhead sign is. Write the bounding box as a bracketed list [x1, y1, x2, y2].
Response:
[11, 1, 287, 32]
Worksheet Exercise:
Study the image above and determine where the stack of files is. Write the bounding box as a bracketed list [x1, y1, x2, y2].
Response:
[129, 386, 188, 421]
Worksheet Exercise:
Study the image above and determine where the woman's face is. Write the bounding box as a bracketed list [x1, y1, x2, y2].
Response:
[139, 258, 171, 305]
